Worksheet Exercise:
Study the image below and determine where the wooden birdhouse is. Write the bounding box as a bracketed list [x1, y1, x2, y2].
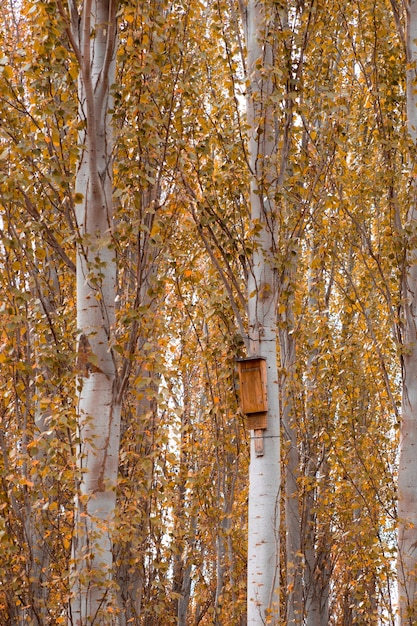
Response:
[237, 356, 268, 430]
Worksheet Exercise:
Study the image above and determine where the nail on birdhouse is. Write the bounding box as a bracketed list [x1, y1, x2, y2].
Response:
[237, 356, 268, 430]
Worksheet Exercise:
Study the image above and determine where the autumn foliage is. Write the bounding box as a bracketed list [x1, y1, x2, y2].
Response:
[0, 0, 410, 624]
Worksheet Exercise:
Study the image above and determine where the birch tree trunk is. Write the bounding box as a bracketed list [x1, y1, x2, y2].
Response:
[278, 263, 303, 625]
[63, 1, 120, 623]
[398, 2, 417, 622]
[304, 250, 331, 626]
[244, 0, 281, 622]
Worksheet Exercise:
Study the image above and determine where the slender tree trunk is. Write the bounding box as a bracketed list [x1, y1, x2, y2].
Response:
[214, 502, 227, 623]
[24, 408, 53, 624]
[177, 515, 197, 626]
[282, 351, 303, 626]
[304, 252, 331, 626]
[244, 0, 280, 622]
[172, 384, 194, 626]
[303, 462, 331, 626]
[65, 1, 120, 623]
[115, 378, 154, 626]
[399, 2, 417, 623]
[278, 263, 303, 625]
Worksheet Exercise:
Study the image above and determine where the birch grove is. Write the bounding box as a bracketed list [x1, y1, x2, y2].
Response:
[0, 0, 411, 623]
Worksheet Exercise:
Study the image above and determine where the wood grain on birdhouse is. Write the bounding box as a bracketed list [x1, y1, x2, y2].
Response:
[237, 357, 268, 430]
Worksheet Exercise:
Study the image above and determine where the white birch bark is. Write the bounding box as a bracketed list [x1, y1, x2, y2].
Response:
[65, 1, 120, 623]
[244, 0, 281, 622]
[399, 2, 417, 622]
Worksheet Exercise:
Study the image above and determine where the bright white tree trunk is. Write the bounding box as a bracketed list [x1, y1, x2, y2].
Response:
[244, 0, 280, 622]
[399, 2, 417, 623]
[65, 1, 120, 623]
